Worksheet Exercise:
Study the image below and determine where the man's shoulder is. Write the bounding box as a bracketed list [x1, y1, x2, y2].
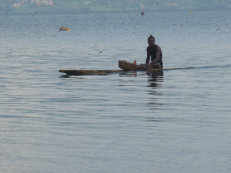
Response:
[147, 45, 154, 50]
[146, 46, 151, 51]
[155, 44, 161, 49]
[156, 44, 162, 52]
[147, 44, 162, 52]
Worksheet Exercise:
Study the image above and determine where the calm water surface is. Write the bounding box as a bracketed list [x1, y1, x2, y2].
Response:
[0, 11, 231, 173]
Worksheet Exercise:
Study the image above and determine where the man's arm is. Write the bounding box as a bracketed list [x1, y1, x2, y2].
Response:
[150, 46, 161, 65]
[146, 48, 150, 64]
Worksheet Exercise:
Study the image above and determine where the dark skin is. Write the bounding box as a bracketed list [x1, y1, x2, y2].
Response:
[146, 38, 162, 69]
[135, 36, 162, 70]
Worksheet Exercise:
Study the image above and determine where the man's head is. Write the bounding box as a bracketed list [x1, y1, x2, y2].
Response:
[148, 35, 155, 45]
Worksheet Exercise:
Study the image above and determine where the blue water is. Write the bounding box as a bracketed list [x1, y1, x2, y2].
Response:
[0, 11, 231, 173]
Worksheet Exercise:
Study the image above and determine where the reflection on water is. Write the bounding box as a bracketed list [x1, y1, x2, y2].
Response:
[146, 71, 164, 110]
[118, 71, 137, 77]
[147, 71, 163, 88]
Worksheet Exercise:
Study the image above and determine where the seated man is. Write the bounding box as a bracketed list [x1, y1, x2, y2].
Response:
[137, 35, 163, 70]
[118, 35, 163, 71]
[146, 35, 163, 68]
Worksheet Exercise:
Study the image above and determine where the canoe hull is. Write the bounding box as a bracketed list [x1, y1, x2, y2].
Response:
[59, 69, 125, 76]
[59, 66, 195, 76]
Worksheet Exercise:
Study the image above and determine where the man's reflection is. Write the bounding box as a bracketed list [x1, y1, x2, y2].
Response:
[146, 71, 163, 109]
[147, 71, 163, 88]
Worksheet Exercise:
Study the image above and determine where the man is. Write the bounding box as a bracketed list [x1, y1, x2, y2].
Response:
[146, 35, 163, 69]
[118, 35, 163, 71]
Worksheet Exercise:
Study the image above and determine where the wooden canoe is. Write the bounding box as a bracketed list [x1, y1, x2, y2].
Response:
[59, 67, 195, 76]
[59, 69, 124, 76]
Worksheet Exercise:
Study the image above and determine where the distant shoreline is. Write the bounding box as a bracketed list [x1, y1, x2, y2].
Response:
[1, 8, 230, 16]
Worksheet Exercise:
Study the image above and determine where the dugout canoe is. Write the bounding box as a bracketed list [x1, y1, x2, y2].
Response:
[59, 69, 124, 76]
[59, 60, 195, 76]
[59, 60, 150, 76]
[59, 67, 196, 76]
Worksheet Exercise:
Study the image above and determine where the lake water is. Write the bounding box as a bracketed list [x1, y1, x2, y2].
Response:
[0, 11, 231, 173]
